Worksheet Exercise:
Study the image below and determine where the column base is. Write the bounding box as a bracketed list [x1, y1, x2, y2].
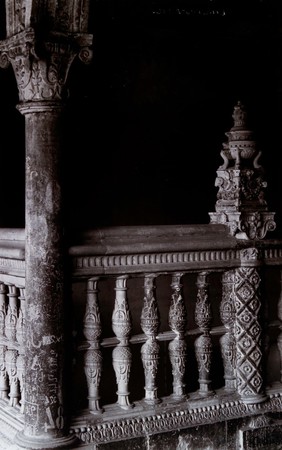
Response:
[14, 431, 79, 449]
[240, 393, 267, 404]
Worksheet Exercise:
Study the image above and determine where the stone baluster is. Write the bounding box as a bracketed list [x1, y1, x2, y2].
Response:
[194, 272, 214, 397]
[141, 274, 160, 404]
[0, 344, 8, 401]
[275, 269, 282, 384]
[112, 276, 133, 409]
[0, 283, 6, 337]
[234, 248, 266, 404]
[0, 283, 8, 400]
[4, 285, 20, 406]
[5, 285, 18, 343]
[16, 287, 25, 347]
[168, 272, 187, 399]
[220, 270, 236, 392]
[83, 277, 103, 414]
[5, 348, 20, 407]
[16, 287, 26, 413]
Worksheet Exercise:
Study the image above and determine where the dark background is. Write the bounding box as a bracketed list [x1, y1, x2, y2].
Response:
[0, 0, 281, 233]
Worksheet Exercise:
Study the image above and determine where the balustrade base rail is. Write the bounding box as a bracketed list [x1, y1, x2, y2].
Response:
[69, 388, 282, 447]
[2, 391, 282, 448]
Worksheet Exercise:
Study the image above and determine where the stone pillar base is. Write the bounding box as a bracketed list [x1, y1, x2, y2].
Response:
[14, 431, 79, 449]
[240, 393, 267, 404]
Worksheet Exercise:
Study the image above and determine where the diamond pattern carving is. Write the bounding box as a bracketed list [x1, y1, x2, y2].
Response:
[234, 266, 265, 403]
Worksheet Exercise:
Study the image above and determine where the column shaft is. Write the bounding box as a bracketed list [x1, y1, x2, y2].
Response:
[17, 103, 74, 446]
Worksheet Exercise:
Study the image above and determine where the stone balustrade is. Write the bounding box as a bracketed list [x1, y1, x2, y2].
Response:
[67, 225, 282, 446]
[0, 226, 282, 446]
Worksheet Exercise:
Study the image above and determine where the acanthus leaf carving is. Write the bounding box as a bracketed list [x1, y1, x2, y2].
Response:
[0, 28, 93, 103]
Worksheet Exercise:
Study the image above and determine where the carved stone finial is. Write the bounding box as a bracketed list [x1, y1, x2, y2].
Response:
[209, 102, 276, 240]
[219, 101, 258, 171]
[232, 101, 247, 130]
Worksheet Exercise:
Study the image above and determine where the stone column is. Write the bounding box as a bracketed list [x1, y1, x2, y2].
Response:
[0, 3, 92, 447]
[17, 101, 74, 447]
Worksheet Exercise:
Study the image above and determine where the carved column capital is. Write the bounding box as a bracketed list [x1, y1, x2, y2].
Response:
[0, 28, 92, 103]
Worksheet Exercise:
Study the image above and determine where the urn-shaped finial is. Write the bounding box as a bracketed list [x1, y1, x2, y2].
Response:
[231, 101, 247, 130]
[209, 102, 276, 240]
[221, 101, 257, 170]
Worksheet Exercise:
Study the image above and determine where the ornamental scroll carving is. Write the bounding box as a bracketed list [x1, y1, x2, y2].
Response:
[0, 1, 93, 103]
[74, 395, 282, 445]
[0, 32, 92, 102]
[209, 102, 276, 240]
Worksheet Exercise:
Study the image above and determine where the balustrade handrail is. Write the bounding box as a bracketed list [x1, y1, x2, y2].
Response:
[0, 228, 25, 286]
[69, 224, 282, 278]
[69, 224, 238, 254]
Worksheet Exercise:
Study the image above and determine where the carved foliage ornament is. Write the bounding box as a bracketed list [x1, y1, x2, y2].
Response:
[75, 395, 282, 444]
[0, 27, 92, 102]
[209, 102, 276, 240]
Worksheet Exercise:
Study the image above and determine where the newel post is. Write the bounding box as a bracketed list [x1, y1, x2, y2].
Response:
[209, 102, 277, 404]
[209, 101, 276, 240]
[0, 1, 92, 448]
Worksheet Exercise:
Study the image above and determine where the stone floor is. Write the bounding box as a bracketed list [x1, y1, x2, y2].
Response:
[0, 432, 19, 450]
[1, 429, 282, 449]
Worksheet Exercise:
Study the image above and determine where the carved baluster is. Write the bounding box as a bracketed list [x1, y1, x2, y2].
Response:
[168, 272, 187, 399]
[141, 274, 160, 404]
[277, 270, 282, 383]
[234, 248, 266, 403]
[0, 283, 7, 337]
[274, 269, 282, 384]
[16, 287, 25, 346]
[5, 349, 20, 407]
[83, 277, 103, 414]
[16, 287, 26, 413]
[0, 283, 8, 400]
[5, 285, 18, 343]
[4, 285, 20, 406]
[194, 272, 214, 397]
[220, 270, 236, 391]
[112, 276, 133, 409]
[0, 345, 8, 400]
[16, 352, 25, 412]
